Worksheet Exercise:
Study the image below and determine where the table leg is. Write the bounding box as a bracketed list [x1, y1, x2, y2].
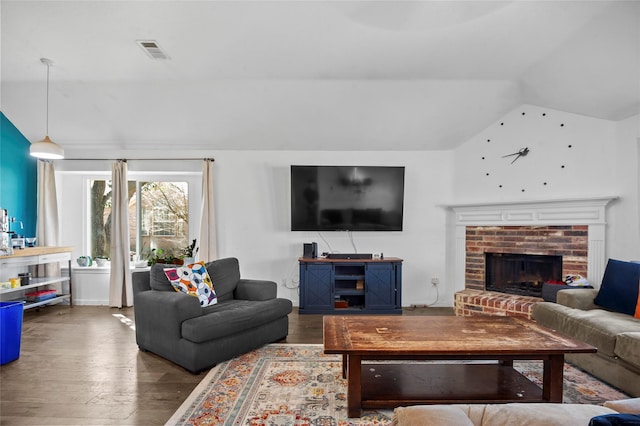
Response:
[542, 355, 564, 402]
[347, 354, 362, 418]
[342, 354, 347, 379]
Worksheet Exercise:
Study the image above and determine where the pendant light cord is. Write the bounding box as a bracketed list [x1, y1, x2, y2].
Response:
[45, 60, 50, 136]
[30, 58, 64, 159]
[40, 57, 53, 137]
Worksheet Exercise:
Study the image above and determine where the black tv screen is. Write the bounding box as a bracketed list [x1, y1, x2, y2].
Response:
[291, 165, 405, 231]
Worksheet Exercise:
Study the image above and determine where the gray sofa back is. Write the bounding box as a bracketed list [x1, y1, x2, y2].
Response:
[132, 269, 151, 294]
[139, 258, 242, 302]
[205, 257, 240, 302]
[150, 263, 179, 291]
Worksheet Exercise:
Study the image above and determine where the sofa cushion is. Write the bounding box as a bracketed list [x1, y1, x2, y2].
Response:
[391, 404, 617, 426]
[205, 258, 240, 302]
[391, 405, 474, 426]
[482, 403, 616, 426]
[164, 261, 217, 307]
[532, 301, 573, 329]
[594, 259, 640, 316]
[557, 288, 599, 310]
[604, 398, 640, 414]
[150, 263, 178, 291]
[542, 282, 593, 303]
[561, 308, 639, 357]
[614, 332, 640, 369]
[181, 298, 292, 343]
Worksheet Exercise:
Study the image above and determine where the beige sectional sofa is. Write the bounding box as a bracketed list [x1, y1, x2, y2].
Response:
[532, 288, 640, 397]
[391, 398, 640, 426]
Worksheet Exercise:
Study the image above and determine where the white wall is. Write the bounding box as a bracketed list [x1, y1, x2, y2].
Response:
[452, 105, 619, 202]
[452, 104, 640, 268]
[56, 151, 455, 307]
[609, 114, 640, 261]
[54, 105, 639, 307]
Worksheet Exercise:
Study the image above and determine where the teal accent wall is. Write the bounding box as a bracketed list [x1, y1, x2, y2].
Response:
[0, 112, 37, 237]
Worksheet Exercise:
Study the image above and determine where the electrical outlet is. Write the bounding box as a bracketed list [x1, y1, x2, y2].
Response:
[431, 277, 439, 286]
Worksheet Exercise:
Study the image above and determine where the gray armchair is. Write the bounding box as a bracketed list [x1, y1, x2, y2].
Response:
[132, 257, 292, 373]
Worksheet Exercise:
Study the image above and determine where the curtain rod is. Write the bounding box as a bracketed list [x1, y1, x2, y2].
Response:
[61, 158, 214, 162]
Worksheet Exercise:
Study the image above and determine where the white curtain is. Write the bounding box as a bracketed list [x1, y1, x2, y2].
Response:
[36, 160, 60, 277]
[197, 159, 217, 262]
[109, 160, 133, 307]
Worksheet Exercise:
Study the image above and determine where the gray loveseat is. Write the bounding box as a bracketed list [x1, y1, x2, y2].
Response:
[532, 288, 640, 396]
[132, 257, 292, 373]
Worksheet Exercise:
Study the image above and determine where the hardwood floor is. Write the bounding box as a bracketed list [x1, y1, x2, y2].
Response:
[0, 304, 453, 425]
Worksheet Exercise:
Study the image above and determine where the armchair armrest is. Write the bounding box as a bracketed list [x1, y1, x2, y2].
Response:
[234, 279, 277, 301]
[557, 288, 599, 310]
[134, 290, 202, 344]
[132, 270, 151, 294]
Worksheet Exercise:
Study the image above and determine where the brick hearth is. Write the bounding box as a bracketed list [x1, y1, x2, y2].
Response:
[455, 289, 540, 319]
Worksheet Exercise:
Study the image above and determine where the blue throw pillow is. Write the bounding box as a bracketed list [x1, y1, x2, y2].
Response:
[589, 413, 640, 425]
[593, 259, 640, 315]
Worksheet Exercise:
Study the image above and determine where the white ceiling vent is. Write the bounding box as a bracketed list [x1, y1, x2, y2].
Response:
[137, 40, 170, 60]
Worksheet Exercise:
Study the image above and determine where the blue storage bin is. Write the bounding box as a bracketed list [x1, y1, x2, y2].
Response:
[0, 301, 24, 365]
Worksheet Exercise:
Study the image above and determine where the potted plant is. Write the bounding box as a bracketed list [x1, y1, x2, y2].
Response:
[95, 256, 109, 267]
[147, 248, 184, 265]
[147, 248, 165, 266]
[181, 239, 198, 265]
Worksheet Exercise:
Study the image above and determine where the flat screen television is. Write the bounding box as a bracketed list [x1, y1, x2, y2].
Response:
[290, 165, 405, 231]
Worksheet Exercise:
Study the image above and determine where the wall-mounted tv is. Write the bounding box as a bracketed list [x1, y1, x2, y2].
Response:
[290, 165, 405, 231]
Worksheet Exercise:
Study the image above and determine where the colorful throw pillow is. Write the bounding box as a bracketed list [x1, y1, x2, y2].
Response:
[164, 261, 217, 307]
[593, 259, 640, 316]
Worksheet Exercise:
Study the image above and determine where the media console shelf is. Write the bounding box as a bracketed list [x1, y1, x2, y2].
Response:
[0, 246, 73, 310]
[299, 257, 402, 314]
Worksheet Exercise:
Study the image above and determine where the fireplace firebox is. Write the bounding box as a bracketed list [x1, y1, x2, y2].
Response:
[485, 253, 562, 297]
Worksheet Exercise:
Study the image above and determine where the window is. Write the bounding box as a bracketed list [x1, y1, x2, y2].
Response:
[89, 179, 189, 261]
[152, 207, 176, 236]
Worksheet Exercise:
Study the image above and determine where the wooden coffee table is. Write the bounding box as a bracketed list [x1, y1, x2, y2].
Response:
[323, 315, 596, 417]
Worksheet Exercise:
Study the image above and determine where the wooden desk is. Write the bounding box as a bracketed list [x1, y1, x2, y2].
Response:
[323, 315, 596, 417]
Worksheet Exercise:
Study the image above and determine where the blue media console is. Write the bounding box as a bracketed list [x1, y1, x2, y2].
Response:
[298, 257, 402, 314]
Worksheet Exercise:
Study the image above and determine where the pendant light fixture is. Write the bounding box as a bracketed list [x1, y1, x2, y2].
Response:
[30, 58, 64, 159]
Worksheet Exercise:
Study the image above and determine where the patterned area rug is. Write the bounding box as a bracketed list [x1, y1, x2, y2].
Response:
[166, 344, 629, 426]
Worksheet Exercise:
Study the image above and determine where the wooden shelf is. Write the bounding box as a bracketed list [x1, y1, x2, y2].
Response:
[299, 257, 402, 263]
[24, 294, 71, 310]
[0, 246, 73, 311]
[3, 294, 71, 310]
[0, 246, 74, 259]
[0, 277, 70, 296]
[335, 289, 365, 296]
[360, 363, 543, 406]
[335, 274, 365, 280]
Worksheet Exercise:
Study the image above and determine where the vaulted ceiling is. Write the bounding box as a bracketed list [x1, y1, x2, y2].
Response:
[1, 1, 639, 156]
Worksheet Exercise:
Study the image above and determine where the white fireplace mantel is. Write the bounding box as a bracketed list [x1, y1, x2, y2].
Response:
[448, 196, 618, 292]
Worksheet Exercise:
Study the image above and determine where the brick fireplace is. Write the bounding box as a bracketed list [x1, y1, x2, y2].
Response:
[466, 225, 588, 293]
[448, 198, 615, 318]
[485, 252, 563, 297]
